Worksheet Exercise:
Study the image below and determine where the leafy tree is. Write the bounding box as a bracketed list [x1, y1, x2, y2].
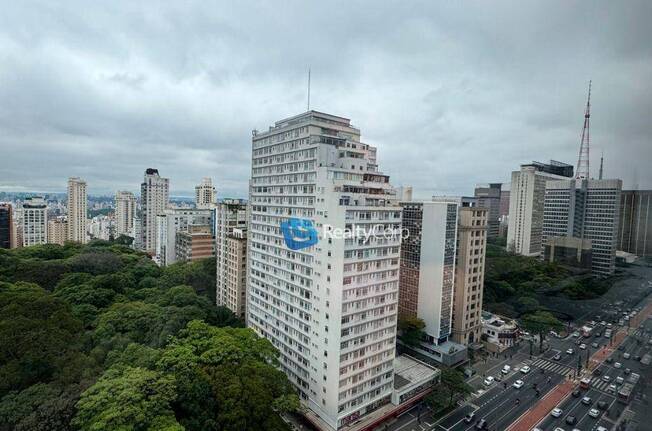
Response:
[520, 311, 563, 350]
[158, 320, 299, 431]
[73, 367, 182, 431]
[440, 368, 472, 406]
[0, 282, 83, 396]
[113, 234, 134, 246]
[398, 317, 426, 347]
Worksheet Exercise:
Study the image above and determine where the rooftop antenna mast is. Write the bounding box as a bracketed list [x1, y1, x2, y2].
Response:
[307, 68, 311, 112]
[575, 81, 591, 180]
[598, 150, 604, 179]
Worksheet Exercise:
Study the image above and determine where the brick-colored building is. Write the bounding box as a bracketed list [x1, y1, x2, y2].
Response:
[175, 225, 214, 262]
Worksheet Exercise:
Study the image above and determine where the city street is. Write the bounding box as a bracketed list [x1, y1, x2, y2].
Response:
[385, 264, 652, 431]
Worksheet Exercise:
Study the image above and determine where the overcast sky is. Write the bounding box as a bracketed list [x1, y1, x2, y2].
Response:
[1, 1, 650, 198]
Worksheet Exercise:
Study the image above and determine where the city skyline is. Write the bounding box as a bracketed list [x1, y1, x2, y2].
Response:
[1, 2, 651, 198]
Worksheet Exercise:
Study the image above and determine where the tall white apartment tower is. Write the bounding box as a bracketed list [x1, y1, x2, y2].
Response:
[247, 111, 401, 430]
[141, 168, 169, 253]
[507, 161, 573, 256]
[67, 177, 88, 243]
[115, 191, 137, 236]
[22, 197, 48, 247]
[195, 177, 217, 209]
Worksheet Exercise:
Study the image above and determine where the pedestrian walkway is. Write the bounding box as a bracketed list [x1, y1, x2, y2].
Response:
[504, 380, 575, 431]
[530, 358, 574, 376]
[587, 376, 617, 393]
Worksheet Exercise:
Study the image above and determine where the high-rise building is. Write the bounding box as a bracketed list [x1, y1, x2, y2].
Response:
[155, 208, 212, 266]
[0, 203, 13, 249]
[221, 228, 247, 317]
[215, 199, 248, 314]
[47, 217, 67, 245]
[115, 191, 137, 237]
[474, 183, 502, 238]
[396, 186, 413, 202]
[618, 190, 652, 257]
[195, 177, 217, 209]
[451, 207, 487, 346]
[507, 161, 574, 256]
[67, 177, 88, 243]
[542, 178, 622, 276]
[399, 201, 465, 365]
[175, 225, 214, 262]
[141, 168, 169, 253]
[499, 190, 510, 218]
[247, 111, 401, 429]
[22, 197, 48, 247]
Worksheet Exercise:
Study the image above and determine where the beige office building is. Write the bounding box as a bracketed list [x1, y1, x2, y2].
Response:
[195, 177, 216, 209]
[215, 199, 247, 313]
[141, 168, 169, 253]
[67, 177, 88, 243]
[22, 197, 48, 247]
[47, 217, 67, 245]
[175, 225, 214, 262]
[222, 229, 247, 318]
[115, 191, 137, 236]
[451, 207, 488, 346]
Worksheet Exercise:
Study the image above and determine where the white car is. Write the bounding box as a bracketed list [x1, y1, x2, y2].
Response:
[614, 362, 622, 369]
[513, 379, 525, 389]
[551, 407, 563, 417]
[597, 427, 608, 431]
[589, 408, 600, 418]
[608, 384, 617, 393]
[579, 343, 586, 350]
[624, 352, 631, 359]
[520, 365, 531, 374]
[566, 348, 574, 354]
[502, 365, 511, 374]
[484, 376, 495, 386]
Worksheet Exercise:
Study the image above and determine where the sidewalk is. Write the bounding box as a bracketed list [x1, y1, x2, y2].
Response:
[505, 379, 575, 431]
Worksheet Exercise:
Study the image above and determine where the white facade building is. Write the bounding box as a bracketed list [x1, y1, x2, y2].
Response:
[155, 208, 212, 266]
[67, 177, 88, 243]
[507, 161, 573, 256]
[247, 111, 401, 430]
[141, 168, 169, 253]
[195, 177, 217, 209]
[22, 197, 48, 247]
[115, 191, 136, 236]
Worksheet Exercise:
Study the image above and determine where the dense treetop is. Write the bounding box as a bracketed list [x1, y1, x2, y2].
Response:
[0, 241, 297, 431]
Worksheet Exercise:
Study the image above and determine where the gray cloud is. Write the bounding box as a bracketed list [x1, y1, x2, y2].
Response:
[0, 1, 650, 198]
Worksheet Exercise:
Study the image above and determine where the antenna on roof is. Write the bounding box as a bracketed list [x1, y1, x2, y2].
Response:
[598, 150, 604, 180]
[307, 67, 311, 112]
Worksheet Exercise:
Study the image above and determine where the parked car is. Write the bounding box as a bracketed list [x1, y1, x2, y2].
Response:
[483, 376, 494, 386]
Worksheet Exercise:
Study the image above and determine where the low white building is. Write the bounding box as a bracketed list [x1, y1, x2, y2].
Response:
[481, 311, 520, 352]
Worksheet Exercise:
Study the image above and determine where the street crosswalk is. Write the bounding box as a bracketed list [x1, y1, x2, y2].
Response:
[530, 358, 574, 376]
[586, 376, 618, 393]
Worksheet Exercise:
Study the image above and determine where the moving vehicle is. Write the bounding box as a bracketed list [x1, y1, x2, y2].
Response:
[572, 389, 581, 397]
[641, 354, 652, 365]
[513, 379, 524, 389]
[580, 378, 591, 389]
[616, 376, 624, 385]
[551, 408, 563, 417]
[627, 372, 640, 384]
[618, 383, 635, 403]
[483, 376, 494, 386]
[614, 362, 622, 368]
[589, 408, 600, 418]
[592, 342, 599, 348]
[553, 353, 561, 361]
[501, 365, 511, 374]
[464, 412, 475, 423]
[608, 384, 617, 393]
[520, 365, 530, 374]
[597, 400, 609, 410]
[565, 415, 577, 425]
[623, 352, 631, 359]
[602, 375, 611, 382]
[475, 418, 488, 430]
[581, 396, 592, 405]
[566, 348, 574, 354]
[579, 343, 586, 350]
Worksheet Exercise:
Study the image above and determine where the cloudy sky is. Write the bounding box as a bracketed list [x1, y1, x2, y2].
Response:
[1, 1, 650, 198]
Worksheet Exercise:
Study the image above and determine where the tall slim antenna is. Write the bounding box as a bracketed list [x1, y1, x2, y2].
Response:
[598, 150, 604, 180]
[307, 68, 311, 112]
[575, 81, 591, 180]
